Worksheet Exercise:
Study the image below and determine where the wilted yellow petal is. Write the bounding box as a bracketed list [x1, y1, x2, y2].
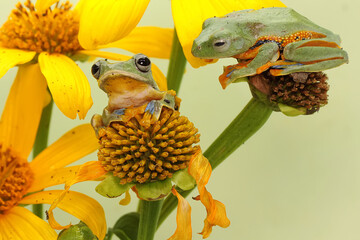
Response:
[119, 190, 131, 206]
[0, 207, 57, 240]
[64, 161, 106, 189]
[29, 165, 81, 193]
[168, 188, 192, 240]
[38, 52, 93, 119]
[172, 0, 286, 68]
[78, 0, 150, 49]
[30, 124, 99, 173]
[20, 190, 106, 240]
[0, 64, 47, 158]
[35, 0, 58, 12]
[0, 48, 35, 79]
[101, 27, 174, 59]
[188, 149, 230, 238]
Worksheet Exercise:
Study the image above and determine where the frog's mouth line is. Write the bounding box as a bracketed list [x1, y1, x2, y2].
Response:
[99, 70, 149, 84]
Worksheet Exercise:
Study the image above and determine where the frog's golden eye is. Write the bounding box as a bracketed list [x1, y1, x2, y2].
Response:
[213, 39, 230, 52]
[91, 61, 101, 79]
[135, 54, 151, 72]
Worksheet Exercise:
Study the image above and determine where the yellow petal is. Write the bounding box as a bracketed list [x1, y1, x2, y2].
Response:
[64, 161, 107, 189]
[38, 52, 93, 119]
[188, 150, 230, 238]
[28, 165, 81, 193]
[151, 63, 168, 91]
[172, 0, 286, 68]
[0, 64, 47, 158]
[30, 124, 99, 174]
[0, 48, 36, 79]
[78, 50, 131, 61]
[20, 190, 106, 240]
[35, 0, 58, 12]
[78, 0, 150, 49]
[101, 27, 174, 59]
[0, 206, 57, 240]
[168, 188, 192, 240]
[78, 50, 168, 91]
[119, 190, 131, 206]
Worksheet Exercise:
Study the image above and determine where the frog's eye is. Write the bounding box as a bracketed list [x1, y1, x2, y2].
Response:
[135, 55, 151, 72]
[213, 39, 230, 52]
[91, 61, 101, 79]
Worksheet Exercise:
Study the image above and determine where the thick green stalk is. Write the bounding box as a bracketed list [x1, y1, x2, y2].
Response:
[166, 28, 187, 93]
[137, 200, 163, 240]
[158, 97, 272, 226]
[32, 99, 53, 219]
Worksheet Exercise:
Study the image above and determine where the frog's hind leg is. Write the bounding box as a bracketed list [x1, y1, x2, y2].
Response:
[270, 40, 348, 75]
[221, 42, 279, 88]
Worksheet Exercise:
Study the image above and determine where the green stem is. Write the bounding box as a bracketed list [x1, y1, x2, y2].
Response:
[137, 200, 163, 240]
[166, 28, 187, 93]
[158, 97, 272, 227]
[32, 99, 53, 219]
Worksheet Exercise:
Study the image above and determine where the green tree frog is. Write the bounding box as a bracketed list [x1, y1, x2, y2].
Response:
[191, 8, 349, 89]
[90, 54, 176, 132]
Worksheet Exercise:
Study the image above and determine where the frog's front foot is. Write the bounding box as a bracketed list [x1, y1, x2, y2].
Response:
[91, 114, 104, 138]
[219, 67, 253, 89]
[102, 107, 126, 126]
[145, 93, 176, 119]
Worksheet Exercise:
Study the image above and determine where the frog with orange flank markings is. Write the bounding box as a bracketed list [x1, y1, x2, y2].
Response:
[191, 8, 348, 89]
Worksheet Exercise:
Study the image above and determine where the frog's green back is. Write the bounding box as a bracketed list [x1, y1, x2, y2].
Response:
[223, 8, 339, 43]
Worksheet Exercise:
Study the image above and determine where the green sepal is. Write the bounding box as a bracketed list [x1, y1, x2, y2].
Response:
[111, 212, 140, 240]
[57, 221, 97, 240]
[95, 173, 134, 198]
[232, 76, 248, 83]
[135, 179, 172, 201]
[172, 169, 196, 191]
[278, 103, 306, 116]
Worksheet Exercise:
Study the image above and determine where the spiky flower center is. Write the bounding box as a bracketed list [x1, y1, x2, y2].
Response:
[0, 0, 82, 54]
[97, 108, 200, 185]
[249, 71, 329, 114]
[0, 144, 33, 213]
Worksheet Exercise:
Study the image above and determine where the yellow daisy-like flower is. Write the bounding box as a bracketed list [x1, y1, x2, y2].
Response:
[52, 97, 229, 239]
[0, 0, 173, 119]
[171, 0, 286, 68]
[0, 64, 106, 239]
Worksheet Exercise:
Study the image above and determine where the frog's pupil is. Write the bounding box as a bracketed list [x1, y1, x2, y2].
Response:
[214, 41, 225, 47]
[137, 57, 151, 66]
[91, 63, 100, 79]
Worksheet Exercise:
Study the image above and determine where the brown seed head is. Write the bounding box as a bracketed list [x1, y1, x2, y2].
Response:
[97, 108, 200, 185]
[249, 71, 329, 114]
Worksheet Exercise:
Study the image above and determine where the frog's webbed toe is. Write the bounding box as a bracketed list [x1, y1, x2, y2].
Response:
[145, 93, 176, 120]
[91, 114, 104, 138]
[102, 107, 126, 126]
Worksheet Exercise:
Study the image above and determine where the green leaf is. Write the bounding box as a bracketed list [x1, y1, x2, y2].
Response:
[112, 212, 140, 240]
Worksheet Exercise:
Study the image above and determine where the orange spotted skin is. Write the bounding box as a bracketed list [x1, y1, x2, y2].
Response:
[252, 31, 327, 50]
